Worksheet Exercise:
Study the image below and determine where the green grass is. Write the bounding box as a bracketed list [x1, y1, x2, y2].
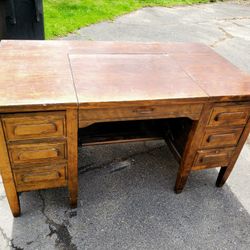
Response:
[44, 0, 212, 39]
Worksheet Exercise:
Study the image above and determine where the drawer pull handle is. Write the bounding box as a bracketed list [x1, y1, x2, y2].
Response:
[207, 133, 235, 143]
[18, 148, 59, 161]
[22, 171, 61, 183]
[133, 108, 154, 114]
[14, 123, 57, 136]
[214, 112, 246, 122]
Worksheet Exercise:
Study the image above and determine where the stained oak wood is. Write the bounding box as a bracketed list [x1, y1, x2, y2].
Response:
[79, 104, 203, 128]
[8, 142, 67, 165]
[164, 118, 193, 163]
[175, 103, 214, 193]
[192, 147, 235, 170]
[2, 112, 66, 142]
[0, 41, 250, 217]
[201, 127, 243, 149]
[216, 118, 250, 187]
[0, 120, 20, 217]
[0, 49, 78, 112]
[66, 109, 78, 208]
[70, 54, 208, 106]
[171, 53, 250, 101]
[208, 103, 250, 127]
[0, 40, 216, 54]
[13, 164, 67, 192]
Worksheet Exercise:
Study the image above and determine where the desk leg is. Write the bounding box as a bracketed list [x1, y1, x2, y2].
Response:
[175, 103, 212, 193]
[0, 120, 20, 217]
[216, 119, 250, 187]
[175, 121, 199, 193]
[66, 109, 78, 208]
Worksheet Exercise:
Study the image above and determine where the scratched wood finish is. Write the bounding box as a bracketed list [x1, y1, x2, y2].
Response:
[0, 41, 250, 217]
[70, 54, 208, 105]
[0, 40, 215, 54]
[0, 50, 78, 112]
[1, 40, 250, 105]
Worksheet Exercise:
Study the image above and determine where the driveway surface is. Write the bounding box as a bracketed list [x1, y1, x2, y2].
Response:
[1, 2, 250, 249]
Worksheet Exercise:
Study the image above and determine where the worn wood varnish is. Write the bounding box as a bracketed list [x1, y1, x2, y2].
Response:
[0, 40, 250, 217]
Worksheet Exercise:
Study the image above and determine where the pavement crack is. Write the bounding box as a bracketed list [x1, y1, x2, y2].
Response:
[0, 225, 24, 250]
[210, 27, 234, 47]
[10, 240, 24, 250]
[38, 191, 77, 250]
[0, 225, 11, 246]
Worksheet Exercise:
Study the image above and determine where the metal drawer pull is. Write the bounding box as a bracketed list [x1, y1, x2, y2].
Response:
[133, 108, 154, 114]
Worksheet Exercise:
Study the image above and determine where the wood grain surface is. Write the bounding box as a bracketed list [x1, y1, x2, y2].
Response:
[1, 40, 250, 110]
[1, 40, 250, 216]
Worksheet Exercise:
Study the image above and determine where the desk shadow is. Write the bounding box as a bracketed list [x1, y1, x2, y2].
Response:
[8, 141, 250, 249]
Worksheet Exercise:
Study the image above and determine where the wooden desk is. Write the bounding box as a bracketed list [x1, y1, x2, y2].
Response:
[0, 41, 250, 217]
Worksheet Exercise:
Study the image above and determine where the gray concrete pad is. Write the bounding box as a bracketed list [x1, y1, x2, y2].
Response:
[1, 2, 250, 249]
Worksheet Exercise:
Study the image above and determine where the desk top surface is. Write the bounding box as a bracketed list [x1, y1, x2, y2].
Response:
[0, 40, 250, 111]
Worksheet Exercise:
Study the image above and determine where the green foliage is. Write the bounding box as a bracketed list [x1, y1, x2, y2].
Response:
[44, 0, 211, 39]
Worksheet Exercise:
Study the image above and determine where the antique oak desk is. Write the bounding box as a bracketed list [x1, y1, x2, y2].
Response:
[0, 40, 250, 217]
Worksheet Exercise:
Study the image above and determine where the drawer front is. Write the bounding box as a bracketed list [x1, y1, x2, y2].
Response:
[208, 105, 249, 127]
[193, 148, 235, 170]
[13, 164, 67, 192]
[201, 128, 243, 148]
[2, 112, 66, 141]
[79, 104, 203, 126]
[9, 142, 67, 165]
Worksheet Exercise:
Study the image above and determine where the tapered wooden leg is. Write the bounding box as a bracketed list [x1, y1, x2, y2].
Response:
[174, 103, 213, 193]
[175, 172, 190, 194]
[216, 120, 250, 188]
[66, 109, 78, 208]
[0, 121, 21, 217]
[216, 166, 228, 187]
[5, 188, 20, 217]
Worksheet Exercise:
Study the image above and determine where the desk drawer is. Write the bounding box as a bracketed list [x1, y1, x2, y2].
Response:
[79, 104, 203, 126]
[193, 147, 235, 170]
[9, 142, 67, 165]
[2, 112, 66, 142]
[201, 127, 243, 149]
[13, 164, 67, 192]
[208, 105, 249, 127]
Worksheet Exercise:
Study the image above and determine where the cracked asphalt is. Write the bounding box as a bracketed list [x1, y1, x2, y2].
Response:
[1, 1, 250, 249]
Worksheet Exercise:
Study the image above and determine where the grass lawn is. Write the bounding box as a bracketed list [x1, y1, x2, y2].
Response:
[44, 0, 213, 39]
